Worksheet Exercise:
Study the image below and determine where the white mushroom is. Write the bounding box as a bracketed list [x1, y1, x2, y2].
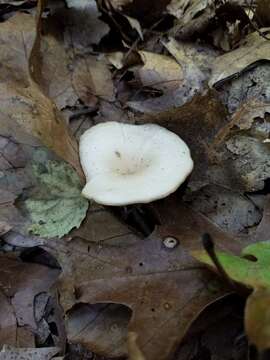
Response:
[79, 121, 193, 206]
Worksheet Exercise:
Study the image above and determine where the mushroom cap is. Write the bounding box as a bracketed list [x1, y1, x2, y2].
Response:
[79, 121, 193, 205]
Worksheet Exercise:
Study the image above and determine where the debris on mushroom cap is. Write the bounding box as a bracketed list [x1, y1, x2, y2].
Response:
[79, 121, 193, 206]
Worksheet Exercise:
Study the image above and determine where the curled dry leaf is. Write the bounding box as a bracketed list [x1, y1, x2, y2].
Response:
[0, 12, 82, 177]
[43, 198, 245, 360]
[167, 0, 212, 22]
[0, 291, 17, 347]
[72, 55, 115, 107]
[209, 29, 270, 87]
[128, 42, 207, 113]
[167, 0, 216, 38]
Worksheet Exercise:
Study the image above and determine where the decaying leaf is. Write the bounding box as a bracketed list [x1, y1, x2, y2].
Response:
[0, 136, 33, 234]
[0, 254, 60, 349]
[63, 0, 109, 50]
[0, 345, 59, 360]
[193, 241, 270, 351]
[0, 12, 82, 177]
[25, 161, 88, 238]
[72, 55, 115, 106]
[184, 184, 262, 235]
[137, 90, 228, 189]
[0, 291, 17, 347]
[43, 197, 246, 360]
[128, 40, 209, 113]
[136, 51, 184, 91]
[212, 99, 270, 147]
[128, 332, 146, 360]
[66, 303, 131, 357]
[39, 34, 78, 110]
[209, 29, 270, 87]
[167, 0, 216, 38]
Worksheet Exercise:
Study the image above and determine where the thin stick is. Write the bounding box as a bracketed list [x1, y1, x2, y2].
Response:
[202, 233, 237, 290]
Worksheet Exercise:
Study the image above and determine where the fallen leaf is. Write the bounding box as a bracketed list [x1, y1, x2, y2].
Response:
[66, 303, 131, 357]
[43, 197, 242, 360]
[193, 238, 270, 351]
[0, 12, 82, 177]
[109, 0, 134, 10]
[136, 51, 184, 92]
[209, 29, 270, 87]
[123, 15, 144, 40]
[136, 90, 228, 189]
[63, 0, 109, 51]
[212, 99, 270, 147]
[167, 0, 216, 38]
[128, 40, 208, 113]
[0, 291, 17, 347]
[0, 253, 60, 351]
[39, 33, 78, 110]
[72, 55, 115, 107]
[0, 345, 59, 360]
[128, 332, 146, 360]
[167, 0, 212, 22]
[255, 0, 270, 27]
[25, 160, 88, 238]
[184, 184, 262, 235]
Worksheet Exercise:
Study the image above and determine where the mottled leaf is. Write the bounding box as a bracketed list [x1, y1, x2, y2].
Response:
[26, 161, 88, 238]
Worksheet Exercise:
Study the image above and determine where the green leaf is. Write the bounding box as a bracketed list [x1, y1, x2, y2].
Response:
[193, 241, 270, 351]
[26, 161, 88, 238]
[193, 241, 270, 289]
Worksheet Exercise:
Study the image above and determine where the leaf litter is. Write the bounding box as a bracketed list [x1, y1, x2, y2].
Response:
[1, 0, 270, 359]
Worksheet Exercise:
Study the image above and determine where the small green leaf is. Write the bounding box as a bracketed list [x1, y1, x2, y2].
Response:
[193, 241, 270, 351]
[26, 161, 88, 238]
[193, 241, 270, 289]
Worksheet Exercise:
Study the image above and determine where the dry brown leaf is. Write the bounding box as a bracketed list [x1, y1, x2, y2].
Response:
[44, 199, 241, 360]
[62, 0, 109, 51]
[136, 51, 184, 91]
[0, 254, 60, 351]
[0, 345, 59, 360]
[39, 34, 78, 110]
[167, 0, 216, 38]
[212, 99, 270, 148]
[207, 99, 270, 192]
[256, 0, 270, 26]
[128, 332, 146, 360]
[0, 291, 17, 347]
[66, 303, 131, 357]
[0, 12, 82, 177]
[0, 254, 60, 331]
[128, 40, 211, 113]
[72, 55, 115, 107]
[209, 29, 270, 87]
[0, 136, 31, 234]
[137, 90, 228, 188]
[167, 0, 212, 21]
[110, 0, 134, 9]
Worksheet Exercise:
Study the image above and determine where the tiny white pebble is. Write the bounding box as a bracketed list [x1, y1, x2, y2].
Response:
[163, 236, 178, 249]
